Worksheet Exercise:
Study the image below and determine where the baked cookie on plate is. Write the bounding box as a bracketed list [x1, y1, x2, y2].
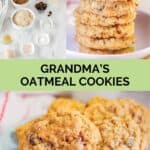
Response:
[74, 8, 136, 26]
[16, 111, 101, 150]
[76, 34, 135, 50]
[76, 22, 134, 39]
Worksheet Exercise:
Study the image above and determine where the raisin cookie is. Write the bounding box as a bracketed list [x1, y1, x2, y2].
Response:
[76, 34, 135, 50]
[86, 96, 150, 148]
[76, 22, 134, 39]
[16, 111, 101, 150]
[91, 0, 140, 5]
[117, 99, 150, 137]
[87, 97, 149, 128]
[48, 98, 85, 113]
[74, 8, 136, 26]
[97, 115, 143, 150]
[84, 101, 145, 149]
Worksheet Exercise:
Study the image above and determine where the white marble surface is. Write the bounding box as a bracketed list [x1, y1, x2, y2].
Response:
[139, 0, 150, 14]
[0, 1, 2, 9]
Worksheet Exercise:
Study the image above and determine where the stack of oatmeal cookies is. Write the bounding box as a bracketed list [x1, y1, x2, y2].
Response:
[74, 0, 140, 54]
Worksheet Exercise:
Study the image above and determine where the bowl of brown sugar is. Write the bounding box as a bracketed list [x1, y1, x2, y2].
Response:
[11, 0, 30, 7]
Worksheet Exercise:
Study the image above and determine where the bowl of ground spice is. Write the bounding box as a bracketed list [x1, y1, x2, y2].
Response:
[11, 0, 30, 7]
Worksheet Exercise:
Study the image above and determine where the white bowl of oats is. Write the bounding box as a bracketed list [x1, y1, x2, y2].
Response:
[11, 8, 35, 30]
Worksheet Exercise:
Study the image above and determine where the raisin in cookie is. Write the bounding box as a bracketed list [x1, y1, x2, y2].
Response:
[16, 111, 101, 150]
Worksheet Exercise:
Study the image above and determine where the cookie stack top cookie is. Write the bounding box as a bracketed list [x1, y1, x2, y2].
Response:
[74, 0, 140, 54]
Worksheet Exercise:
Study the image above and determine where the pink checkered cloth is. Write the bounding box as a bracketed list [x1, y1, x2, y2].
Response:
[67, 0, 79, 6]
[0, 92, 55, 132]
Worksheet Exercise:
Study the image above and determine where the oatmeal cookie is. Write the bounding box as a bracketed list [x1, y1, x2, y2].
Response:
[116, 100, 150, 150]
[81, 0, 139, 3]
[87, 97, 149, 129]
[144, 55, 150, 59]
[117, 99, 148, 123]
[116, 99, 150, 137]
[79, 0, 137, 17]
[145, 108, 150, 141]
[76, 22, 134, 39]
[76, 34, 135, 50]
[86, 96, 112, 106]
[86, 97, 150, 147]
[84, 100, 145, 149]
[48, 98, 85, 113]
[85, 0, 140, 5]
[80, 44, 134, 55]
[74, 8, 136, 26]
[16, 111, 101, 150]
[97, 116, 143, 150]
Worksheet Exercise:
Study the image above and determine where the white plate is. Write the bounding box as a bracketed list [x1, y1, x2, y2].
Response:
[66, 3, 150, 59]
